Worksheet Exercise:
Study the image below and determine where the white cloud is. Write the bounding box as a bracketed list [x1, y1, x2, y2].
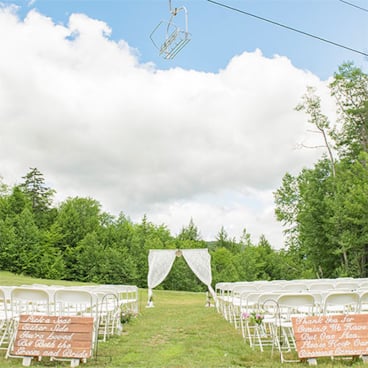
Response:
[0, 7, 336, 248]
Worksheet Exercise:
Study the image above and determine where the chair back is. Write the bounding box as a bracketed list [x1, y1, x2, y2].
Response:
[323, 291, 360, 315]
[11, 287, 50, 316]
[359, 291, 368, 313]
[308, 282, 335, 292]
[281, 283, 309, 293]
[54, 289, 97, 317]
[277, 293, 316, 319]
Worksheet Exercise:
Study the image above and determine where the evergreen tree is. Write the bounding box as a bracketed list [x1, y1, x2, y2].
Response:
[20, 168, 56, 228]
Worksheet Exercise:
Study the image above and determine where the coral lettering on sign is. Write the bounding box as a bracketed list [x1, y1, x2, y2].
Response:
[292, 314, 368, 359]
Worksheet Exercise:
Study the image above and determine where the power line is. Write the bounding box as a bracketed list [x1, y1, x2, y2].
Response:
[338, 0, 368, 13]
[207, 0, 368, 58]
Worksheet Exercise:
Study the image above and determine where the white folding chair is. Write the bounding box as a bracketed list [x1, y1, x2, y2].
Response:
[54, 289, 97, 317]
[230, 284, 259, 329]
[323, 291, 360, 315]
[0, 288, 11, 350]
[256, 293, 284, 352]
[53, 289, 98, 366]
[6, 287, 51, 362]
[93, 289, 121, 342]
[115, 285, 139, 313]
[215, 282, 228, 315]
[219, 283, 236, 322]
[273, 293, 316, 363]
[10, 287, 51, 316]
[241, 292, 280, 352]
[359, 291, 368, 313]
[239, 292, 260, 344]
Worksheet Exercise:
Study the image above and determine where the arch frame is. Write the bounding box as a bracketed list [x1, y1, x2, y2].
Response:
[147, 248, 215, 306]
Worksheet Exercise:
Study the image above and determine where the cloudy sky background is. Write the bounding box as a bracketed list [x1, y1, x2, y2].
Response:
[0, 0, 367, 248]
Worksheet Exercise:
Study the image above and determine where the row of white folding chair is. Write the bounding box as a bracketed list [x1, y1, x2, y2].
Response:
[227, 283, 266, 324]
[233, 288, 306, 331]
[7, 286, 101, 317]
[53, 287, 122, 343]
[219, 283, 307, 327]
[85, 285, 139, 335]
[216, 280, 309, 314]
[240, 290, 366, 318]
[0, 287, 54, 351]
[216, 282, 297, 324]
[54, 287, 123, 342]
[0, 284, 141, 357]
[237, 290, 367, 354]
[239, 291, 281, 351]
[215, 278, 368, 326]
[234, 292, 316, 359]
[216, 282, 244, 319]
[216, 278, 368, 308]
[228, 284, 260, 327]
[3, 284, 137, 315]
[105, 285, 139, 313]
[5, 287, 100, 366]
[85, 286, 125, 342]
[216, 277, 368, 294]
[239, 291, 343, 358]
[79, 285, 138, 315]
[274, 291, 367, 363]
[3, 286, 121, 349]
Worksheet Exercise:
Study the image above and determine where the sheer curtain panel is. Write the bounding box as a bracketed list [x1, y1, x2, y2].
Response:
[146, 248, 215, 306]
[147, 250, 177, 305]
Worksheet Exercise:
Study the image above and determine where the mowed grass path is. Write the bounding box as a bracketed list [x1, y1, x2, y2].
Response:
[1, 273, 368, 367]
[101, 289, 257, 368]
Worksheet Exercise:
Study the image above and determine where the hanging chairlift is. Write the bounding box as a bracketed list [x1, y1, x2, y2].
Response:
[150, 0, 191, 60]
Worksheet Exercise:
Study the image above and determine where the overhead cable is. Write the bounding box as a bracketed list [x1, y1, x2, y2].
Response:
[338, 0, 368, 13]
[207, 0, 368, 57]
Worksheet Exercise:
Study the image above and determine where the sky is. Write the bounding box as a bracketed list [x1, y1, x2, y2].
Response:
[0, 0, 367, 248]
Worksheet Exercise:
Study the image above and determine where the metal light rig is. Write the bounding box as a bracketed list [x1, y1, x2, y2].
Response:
[150, 0, 191, 60]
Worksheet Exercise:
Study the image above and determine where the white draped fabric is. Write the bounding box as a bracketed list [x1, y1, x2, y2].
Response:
[147, 250, 177, 302]
[147, 248, 215, 306]
[181, 249, 215, 297]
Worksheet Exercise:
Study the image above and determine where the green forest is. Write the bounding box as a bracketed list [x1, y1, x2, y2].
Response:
[0, 62, 367, 290]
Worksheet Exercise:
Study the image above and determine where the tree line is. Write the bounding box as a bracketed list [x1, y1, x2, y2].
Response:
[0, 166, 301, 290]
[0, 62, 367, 290]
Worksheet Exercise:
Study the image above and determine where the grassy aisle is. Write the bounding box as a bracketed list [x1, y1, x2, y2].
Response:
[93, 289, 275, 368]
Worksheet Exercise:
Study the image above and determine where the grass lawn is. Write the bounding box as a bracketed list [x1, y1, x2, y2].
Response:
[1, 272, 367, 367]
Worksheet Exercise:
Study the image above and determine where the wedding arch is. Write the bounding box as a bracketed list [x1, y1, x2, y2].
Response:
[147, 248, 215, 306]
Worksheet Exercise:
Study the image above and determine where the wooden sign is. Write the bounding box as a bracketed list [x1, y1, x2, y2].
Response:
[292, 314, 368, 359]
[11, 315, 94, 360]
